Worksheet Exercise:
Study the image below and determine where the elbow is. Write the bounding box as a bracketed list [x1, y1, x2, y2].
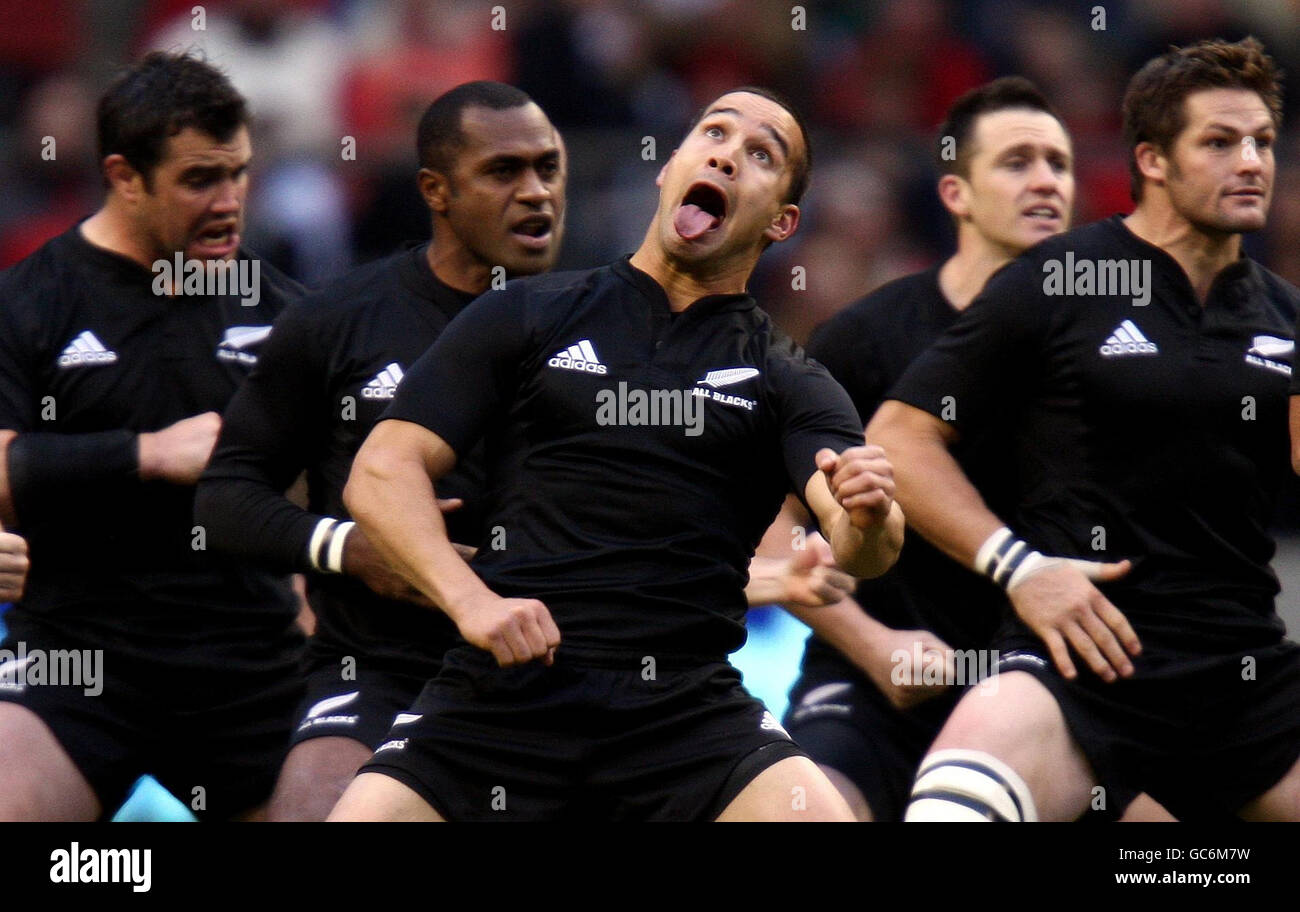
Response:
[342, 445, 398, 522]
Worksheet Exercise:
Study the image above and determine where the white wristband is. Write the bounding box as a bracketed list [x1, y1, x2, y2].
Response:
[974, 526, 1038, 590]
[325, 521, 356, 574]
[307, 517, 338, 572]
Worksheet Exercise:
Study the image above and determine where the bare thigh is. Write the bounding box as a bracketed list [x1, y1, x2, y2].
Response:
[0, 702, 100, 821]
[1239, 751, 1300, 821]
[327, 771, 445, 822]
[268, 736, 375, 822]
[924, 671, 1097, 821]
[715, 755, 855, 822]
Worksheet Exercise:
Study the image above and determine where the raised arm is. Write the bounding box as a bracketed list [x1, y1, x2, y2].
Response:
[344, 419, 558, 667]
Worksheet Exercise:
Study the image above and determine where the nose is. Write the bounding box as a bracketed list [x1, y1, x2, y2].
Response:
[708, 152, 736, 178]
[211, 177, 242, 215]
[1236, 138, 1264, 174]
[1026, 157, 1061, 194]
[516, 167, 553, 206]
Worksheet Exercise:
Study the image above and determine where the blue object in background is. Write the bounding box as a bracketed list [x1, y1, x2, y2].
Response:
[731, 605, 810, 720]
[111, 775, 198, 822]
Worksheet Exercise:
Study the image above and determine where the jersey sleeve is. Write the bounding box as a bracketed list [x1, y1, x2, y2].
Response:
[768, 341, 865, 496]
[380, 284, 531, 457]
[888, 256, 1051, 433]
[195, 301, 332, 572]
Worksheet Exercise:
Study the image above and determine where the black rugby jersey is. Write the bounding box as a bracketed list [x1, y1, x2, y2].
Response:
[197, 244, 481, 675]
[803, 266, 1006, 658]
[0, 223, 304, 661]
[382, 256, 864, 659]
[892, 215, 1300, 651]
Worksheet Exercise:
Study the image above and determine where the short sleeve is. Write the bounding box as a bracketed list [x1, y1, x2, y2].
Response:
[768, 344, 865, 495]
[888, 256, 1051, 433]
[381, 284, 531, 456]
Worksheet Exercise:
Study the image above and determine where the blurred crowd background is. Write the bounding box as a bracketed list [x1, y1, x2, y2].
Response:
[3, 0, 1300, 344]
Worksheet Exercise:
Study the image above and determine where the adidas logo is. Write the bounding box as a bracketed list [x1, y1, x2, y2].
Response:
[547, 339, 607, 375]
[759, 710, 790, 738]
[362, 362, 404, 400]
[1099, 319, 1158, 357]
[58, 331, 118, 368]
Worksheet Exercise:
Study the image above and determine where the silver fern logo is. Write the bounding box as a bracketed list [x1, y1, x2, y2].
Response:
[697, 367, 760, 388]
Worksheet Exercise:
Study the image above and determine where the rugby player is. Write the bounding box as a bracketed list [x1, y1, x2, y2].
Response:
[778, 77, 1074, 821]
[330, 87, 903, 821]
[195, 81, 570, 821]
[871, 37, 1300, 821]
[0, 52, 306, 821]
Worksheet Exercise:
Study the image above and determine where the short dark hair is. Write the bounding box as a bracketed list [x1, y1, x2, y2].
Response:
[1122, 36, 1283, 202]
[97, 51, 248, 189]
[935, 76, 1061, 178]
[416, 81, 536, 174]
[683, 86, 813, 206]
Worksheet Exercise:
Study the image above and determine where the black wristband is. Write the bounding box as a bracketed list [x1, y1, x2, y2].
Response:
[7, 430, 139, 523]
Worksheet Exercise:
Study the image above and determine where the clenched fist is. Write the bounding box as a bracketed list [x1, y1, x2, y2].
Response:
[452, 591, 561, 667]
[816, 444, 895, 530]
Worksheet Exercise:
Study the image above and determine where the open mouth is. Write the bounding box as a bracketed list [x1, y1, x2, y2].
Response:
[194, 223, 239, 255]
[1022, 204, 1060, 222]
[674, 182, 728, 240]
[511, 213, 554, 249]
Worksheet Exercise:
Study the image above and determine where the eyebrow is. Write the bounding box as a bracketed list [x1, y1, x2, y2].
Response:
[1202, 120, 1275, 134]
[702, 107, 790, 162]
[995, 142, 1071, 158]
[481, 149, 560, 167]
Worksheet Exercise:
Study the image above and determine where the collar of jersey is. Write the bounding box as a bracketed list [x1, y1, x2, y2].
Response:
[612, 255, 756, 317]
[401, 241, 477, 323]
[1105, 214, 1261, 313]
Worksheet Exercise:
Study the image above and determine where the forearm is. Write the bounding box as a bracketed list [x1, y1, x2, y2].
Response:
[194, 474, 322, 572]
[867, 402, 1003, 569]
[784, 595, 891, 673]
[828, 501, 904, 579]
[2, 429, 140, 529]
[343, 450, 489, 621]
[745, 556, 790, 606]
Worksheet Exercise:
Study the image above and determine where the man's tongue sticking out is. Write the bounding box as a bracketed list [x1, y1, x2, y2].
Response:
[674, 203, 719, 240]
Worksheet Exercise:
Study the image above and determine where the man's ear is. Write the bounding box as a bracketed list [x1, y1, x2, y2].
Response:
[655, 151, 675, 188]
[937, 173, 970, 220]
[103, 154, 144, 205]
[763, 203, 800, 244]
[418, 168, 452, 215]
[1133, 141, 1167, 188]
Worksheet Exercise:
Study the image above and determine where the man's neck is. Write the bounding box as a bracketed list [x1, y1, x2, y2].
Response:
[425, 235, 491, 297]
[1123, 204, 1241, 305]
[937, 234, 1016, 312]
[79, 205, 157, 271]
[628, 232, 753, 312]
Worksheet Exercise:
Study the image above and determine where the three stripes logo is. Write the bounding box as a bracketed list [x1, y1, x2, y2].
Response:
[362, 362, 404, 399]
[1099, 319, 1158, 357]
[58, 331, 118, 368]
[548, 339, 607, 375]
